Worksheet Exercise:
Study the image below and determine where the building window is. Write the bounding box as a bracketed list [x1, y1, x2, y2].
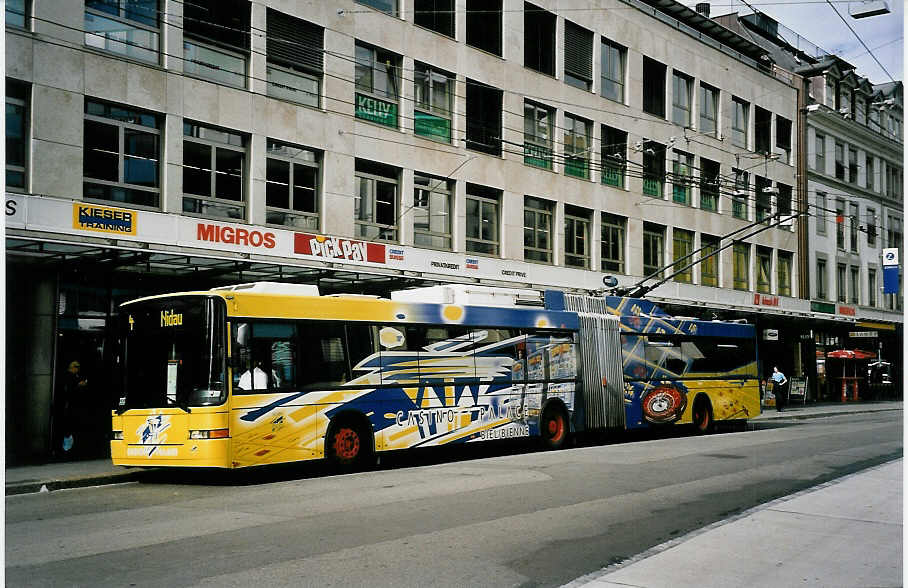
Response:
[865, 155, 874, 191]
[886, 216, 902, 250]
[465, 79, 502, 156]
[564, 21, 593, 91]
[564, 205, 590, 268]
[868, 268, 877, 307]
[85, 0, 159, 63]
[867, 208, 877, 247]
[814, 133, 825, 173]
[265, 140, 319, 230]
[601, 125, 626, 188]
[643, 141, 664, 197]
[835, 200, 845, 250]
[849, 266, 860, 304]
[777, 183, 792, 229]
[825, 77, 836, 108]
[182, 122, 245, 218]
[849, 202, 859, 253]
[84, 99, 160, 208]
[266, 9, 323, 108]
[776, 116, 791, 163]
[671, 150, 693, 205]
[855, 96, 866, 125]
[415, 62, 454, 142]
[700, 234, 719, 287]
[643, 223, 665, 278]
[700, 158, 720, 212]
[756, 247, 772, 294]
[523, 196, 553, 263]
[5, 80, 28, 190]
[840, 87, 852, 116]
[466, 0, 501, 56]
[601, 39, 625, 103]
[524, 3, 555, 76]
[732, 168, 748, 220]
[886, 164, 903, 198]
[413, 174, 452, 250]
[642, 57, 666, 118]
[733, 243, 750, 290]
[816, 191, 827, 235]
[848, 148, 858, 184]
[836, 263, 847, 303]
[601, 213, 625, 273]
[731, 97, 748, 149]
[564, 113, 591, 179]
[755, 176, 771, 223]
[415, 0, 454, 37]
[183, 0, 250, 88]
[356, 0, 397, 16]
[754, 106, 771, 154]
[6, 0, 26, 27]
[354, 160, 399, 242]
[524, 101, 554, 169]
[816, 258, 827, 299]
[355, 42, 401, 128]
[672, 228, 694, 283]
[778, 251, 792, 297]
[671, 71, 692, 127]
[699, 83, 718, 136]
[466, 183, 500, 255]
[834, 142, 845, 180]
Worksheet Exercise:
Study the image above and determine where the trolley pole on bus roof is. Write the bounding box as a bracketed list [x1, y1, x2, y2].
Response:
[608, 210, 805, 300]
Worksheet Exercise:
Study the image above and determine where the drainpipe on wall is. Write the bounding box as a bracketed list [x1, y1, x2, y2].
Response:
[796, 73, 811, 300]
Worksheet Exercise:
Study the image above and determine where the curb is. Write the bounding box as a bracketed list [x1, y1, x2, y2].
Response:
[754, 406, 902, 422]
[6, 469, 155, 496]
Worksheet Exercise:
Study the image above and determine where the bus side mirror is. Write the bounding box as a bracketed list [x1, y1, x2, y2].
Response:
[236, 323, 250, 347]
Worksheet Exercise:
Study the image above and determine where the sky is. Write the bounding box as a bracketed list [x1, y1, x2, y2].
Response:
[685, 0, 904, 84]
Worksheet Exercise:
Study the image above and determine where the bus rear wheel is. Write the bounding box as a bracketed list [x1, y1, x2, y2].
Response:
[692, 397, 714, 434]
[327, 419, 372, 469]
[540, 405, 568, 450]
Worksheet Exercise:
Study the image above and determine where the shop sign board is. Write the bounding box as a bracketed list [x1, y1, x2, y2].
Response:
[882, 248, 899, 294]
[5, 193, 25, 228]
[838, 305, 856, 316]
[72, 203, 137, 236]
[753, 293, 781, 307]
[355, 93, 398, 128]
[848, 331, 878, 338]
[811, 301, 836, 313]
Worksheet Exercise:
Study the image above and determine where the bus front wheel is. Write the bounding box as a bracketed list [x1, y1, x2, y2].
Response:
[692, 397, 714, 434]
[540, 405, 568, 450]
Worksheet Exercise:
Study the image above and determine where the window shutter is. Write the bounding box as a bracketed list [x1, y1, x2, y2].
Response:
[267, 9, 324, 73]
[564, 21, 592, 82]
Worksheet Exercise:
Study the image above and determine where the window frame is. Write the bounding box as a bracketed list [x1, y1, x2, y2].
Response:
[524, 3, 555, 76]
[182, 0, 250, 89]
[355, 42, 402, 128]
[643, 141, 664, 198]
[698, 83, 718, 136]
[601, 125, 626, 188]
[600, 38, 625, 103]
[836, 263, 847, 303]
[523, 196, 554, 264]
[355, 0, 398, 16]
[563, 113, 591, 179]
[85, 0, 160, 65]
[563, 20, 593, 91]
[732, 242, 750, 291]
[643, 222, 665, 278]
[414, 0, 454, 38]
[642, 56, 666, 118]
[414, 62, 454, 143]
[266, 9, 323, 109]
[465, 186, 501, 256]
[354, 164, 400, 243]
[265, 139, 320, 230]
[868, 268, 877, 307]
[413, 173, 453, 251]
[816, 258, 827, 300]
[732, 168, 749, 220]
[523, 100, 554, 170]
[778, 252, 792, 297]
[815, 133, 826, 173]
[601, 213, 625, 273]
[700, 234, 719, 287]
[756, 246, 772, 294]
[849, 266, 860, 305]
[5, 80, 28, 192]
[699, 158, 720, 212]
[564, 205, 590, 269]
[671, 70, 692, 127]
[731, 97, 748, 149]
[182, 122, 246, 219]
[672, 228, 694, 283]
[671, 150, 693, 205]
[84, 98, 162, 209]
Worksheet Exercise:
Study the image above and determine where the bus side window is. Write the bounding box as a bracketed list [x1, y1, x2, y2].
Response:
[298, 321, 347, 388]
[233, 322, 297, 391]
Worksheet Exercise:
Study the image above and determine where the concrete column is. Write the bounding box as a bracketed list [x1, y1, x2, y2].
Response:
[249, 2, 267, 95]
[24, 273, 57, 457]
[248, 133, 266, 225]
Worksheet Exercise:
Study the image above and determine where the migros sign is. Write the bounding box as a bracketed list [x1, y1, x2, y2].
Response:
[196, 223, 276, 249]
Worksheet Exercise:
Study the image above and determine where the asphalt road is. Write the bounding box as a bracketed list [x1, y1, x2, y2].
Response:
[6, 412, 902, 587]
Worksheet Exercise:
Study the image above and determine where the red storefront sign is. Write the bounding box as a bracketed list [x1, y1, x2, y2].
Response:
[753, 293, 781, 307]
[294, 233, 386, 263]
[838, 305, 856, 316]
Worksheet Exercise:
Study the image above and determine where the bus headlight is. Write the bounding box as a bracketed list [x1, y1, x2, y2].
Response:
[111, 431, 123, 440]
[189, 429, 229, 440]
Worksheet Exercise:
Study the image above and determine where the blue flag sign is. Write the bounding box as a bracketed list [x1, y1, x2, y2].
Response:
[882, 248, 900, 294]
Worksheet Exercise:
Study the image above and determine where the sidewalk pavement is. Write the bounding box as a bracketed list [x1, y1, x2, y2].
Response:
[5, 401, 902, 497]
[568, 458, 903, 588]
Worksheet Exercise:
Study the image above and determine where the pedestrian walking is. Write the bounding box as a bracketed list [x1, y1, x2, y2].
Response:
[771, 366, 788, 412]
[57, 360, 88, 456]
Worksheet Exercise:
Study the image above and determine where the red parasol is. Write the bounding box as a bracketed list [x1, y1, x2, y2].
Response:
[827, 349, 876, 360]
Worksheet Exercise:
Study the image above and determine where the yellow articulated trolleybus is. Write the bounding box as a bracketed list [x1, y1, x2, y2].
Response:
[111, 283, 760, 469]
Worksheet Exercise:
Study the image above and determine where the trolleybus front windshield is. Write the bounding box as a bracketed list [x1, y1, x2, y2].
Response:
[119, 297, 226, 410]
